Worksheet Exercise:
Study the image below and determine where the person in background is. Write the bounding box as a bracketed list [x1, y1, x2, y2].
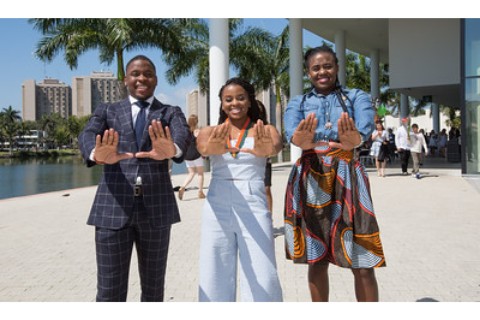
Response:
[178, 114, 206, 200]
[409, 123, 428, 179]
[196, 77, 283, 302]
[78, 55, 191, 302]
[256, 100, 274, 212]
[283, 45, 386, 302]
[395, 117, 411, 175]
[428, 129, 438, 157]
[419, 128, 427, 166]
[387, 127, 397, 163]
[438, 128, 448, 158]
[369, 122, 389, 177]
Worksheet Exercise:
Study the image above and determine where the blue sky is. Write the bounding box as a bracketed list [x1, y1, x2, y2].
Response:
[0, 18, 324, 117]
[0, 0, 464, 118]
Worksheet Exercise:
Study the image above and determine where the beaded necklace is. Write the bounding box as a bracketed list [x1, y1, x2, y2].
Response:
[226, 117, 252, 158]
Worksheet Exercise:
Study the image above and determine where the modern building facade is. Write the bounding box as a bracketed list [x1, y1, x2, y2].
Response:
[22, 78, 72, 121]
[464, 19, 480, 175]
[186, 89, 208, 128]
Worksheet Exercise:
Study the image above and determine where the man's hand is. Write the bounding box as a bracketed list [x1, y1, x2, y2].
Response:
[136, 120, 176, 160]
[94, 129, 134, 164]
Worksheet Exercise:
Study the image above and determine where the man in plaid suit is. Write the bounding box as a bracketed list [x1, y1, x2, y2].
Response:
[78, 55, 191, 302]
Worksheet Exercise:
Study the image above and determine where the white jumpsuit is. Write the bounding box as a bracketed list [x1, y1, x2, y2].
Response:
[198, 137, 283, 302]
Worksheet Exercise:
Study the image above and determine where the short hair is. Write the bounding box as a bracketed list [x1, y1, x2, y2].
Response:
[126, 55, 156, 73]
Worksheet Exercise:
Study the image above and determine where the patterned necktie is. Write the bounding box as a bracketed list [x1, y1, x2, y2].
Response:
[135, 100, 149, 149]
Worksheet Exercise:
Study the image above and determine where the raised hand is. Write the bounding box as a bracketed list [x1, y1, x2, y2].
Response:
[329, 112, 362, 151]
[291, 113, 320, 150]
[136, 120, 176, 160]
[201, 122, 239, 155]
[241, 120, 276, 157]
[94, 128, 134, 164]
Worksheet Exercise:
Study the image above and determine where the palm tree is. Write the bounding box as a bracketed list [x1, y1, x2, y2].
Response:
[39, 113, 63, 149]
[30, 18, 197, 98]
[66, 115, 90, 149]
[0, 106, 22, 154]
[162, 19, 211, 94]
[346, 52, 371, 92]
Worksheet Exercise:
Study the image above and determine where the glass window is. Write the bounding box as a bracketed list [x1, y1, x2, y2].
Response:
[465, 19, 480, 77]
[464, 19, 480, 174]
[465, 78, 480, 174]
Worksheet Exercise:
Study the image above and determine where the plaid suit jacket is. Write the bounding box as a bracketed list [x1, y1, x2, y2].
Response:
[78, 98, 191, 230]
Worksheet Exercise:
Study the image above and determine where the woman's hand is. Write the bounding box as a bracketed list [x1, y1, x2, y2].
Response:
[291, 113, 319, 150]
[329, 112, 362, 151]
[196, 123, 239, 156]
[242, 120, 280, 157]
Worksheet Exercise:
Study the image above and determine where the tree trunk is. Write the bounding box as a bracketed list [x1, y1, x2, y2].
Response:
[117, 80, 128, 100]
[116, 51, 128, 100]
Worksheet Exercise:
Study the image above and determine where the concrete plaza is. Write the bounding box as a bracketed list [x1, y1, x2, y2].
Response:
[1, 157, 479, 304]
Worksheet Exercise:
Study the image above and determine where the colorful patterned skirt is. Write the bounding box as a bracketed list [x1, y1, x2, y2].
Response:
[284, 146, 386, 268]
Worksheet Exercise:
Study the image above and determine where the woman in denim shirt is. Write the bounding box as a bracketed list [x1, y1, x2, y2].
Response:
[283, 45, 386, 302]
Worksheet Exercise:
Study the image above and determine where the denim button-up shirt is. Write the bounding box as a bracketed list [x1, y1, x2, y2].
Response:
[284, 87, 375, 144]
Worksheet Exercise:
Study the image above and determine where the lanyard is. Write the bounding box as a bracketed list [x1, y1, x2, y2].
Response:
[226, 118, 251, 158]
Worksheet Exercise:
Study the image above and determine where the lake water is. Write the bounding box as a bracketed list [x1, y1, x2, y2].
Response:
[0, 156, 187, 200]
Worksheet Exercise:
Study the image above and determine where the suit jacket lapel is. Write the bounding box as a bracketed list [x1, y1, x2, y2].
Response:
[116, 99, 137, 150]
[139, 98, 165, 150]
[148, 98, 165, 121]
[119, 98, 134, 135]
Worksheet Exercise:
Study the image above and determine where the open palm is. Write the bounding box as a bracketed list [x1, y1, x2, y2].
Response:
[242, 120, 276, 157]
[136, 120, 176, 160]
[329, 112, 362, 151]
[291, 113, 319, 150]
[94, 129, 134, 164]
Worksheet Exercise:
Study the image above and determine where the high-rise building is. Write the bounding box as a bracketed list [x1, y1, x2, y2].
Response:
[22, 78, 72, 121]
[22, 72, 121, 121]
[72, 71, 120, 117]
[186, 89, 208, 128]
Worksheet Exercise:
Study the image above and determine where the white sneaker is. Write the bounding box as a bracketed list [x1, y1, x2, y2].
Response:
[411, 173, 416, 178]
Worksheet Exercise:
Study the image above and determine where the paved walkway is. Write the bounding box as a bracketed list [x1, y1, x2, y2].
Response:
[1, 157, 479, 304]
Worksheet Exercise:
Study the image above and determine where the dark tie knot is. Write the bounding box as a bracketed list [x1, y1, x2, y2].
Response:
[136, 100, 149, 109]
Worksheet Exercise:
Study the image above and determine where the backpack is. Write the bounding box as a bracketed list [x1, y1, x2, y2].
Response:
[184, 136, 201, 161]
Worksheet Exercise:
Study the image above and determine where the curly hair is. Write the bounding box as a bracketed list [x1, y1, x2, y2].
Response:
[217, 77, 262, 125]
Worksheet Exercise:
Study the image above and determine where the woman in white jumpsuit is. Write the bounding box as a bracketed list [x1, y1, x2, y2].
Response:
[196, 78, 283, 302]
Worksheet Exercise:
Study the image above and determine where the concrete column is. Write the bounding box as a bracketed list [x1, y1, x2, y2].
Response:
[335, 30, 346, 87]
[289, 18, 303, 163]
[431, 102, 440, 133]
[209, 18, 229, 126]
[370, 49, 380, 101]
